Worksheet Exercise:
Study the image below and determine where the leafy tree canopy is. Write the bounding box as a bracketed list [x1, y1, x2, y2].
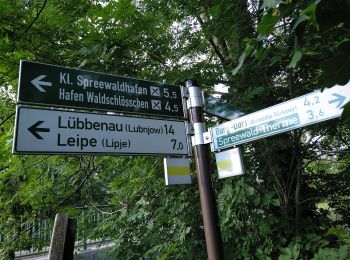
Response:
[0, 0, 349, 259]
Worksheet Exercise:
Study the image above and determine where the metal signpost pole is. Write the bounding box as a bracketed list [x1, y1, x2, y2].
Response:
[186, 80, 224, 260]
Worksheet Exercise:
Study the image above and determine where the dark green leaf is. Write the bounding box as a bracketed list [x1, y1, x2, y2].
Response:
[287, 50, 303, 68]
[232, 40, 255, 75]
[257, 10, 280, 35]
[292, 14, 308, 31]
[302, 0, 321, 29]
[260, 0, 282, 10]
[319, 41, 350, 88]
[341, 101, 350, 128]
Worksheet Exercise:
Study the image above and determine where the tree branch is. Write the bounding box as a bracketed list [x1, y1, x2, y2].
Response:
[55, 157, 96, 212]
[21, 155, 52, 171]
[0, 112, 15, 127]
[195, 14, 228, 65]
[15, 0, 48, 41]
[299, 196, 324, 205]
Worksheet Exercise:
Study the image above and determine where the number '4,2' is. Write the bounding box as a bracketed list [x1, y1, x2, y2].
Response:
[304, 96, 320, 106]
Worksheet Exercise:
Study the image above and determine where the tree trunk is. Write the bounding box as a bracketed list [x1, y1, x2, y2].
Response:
[295, 158, 301, 233]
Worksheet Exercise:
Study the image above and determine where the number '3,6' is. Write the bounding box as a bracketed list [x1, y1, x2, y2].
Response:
[306, 109, 324, 120]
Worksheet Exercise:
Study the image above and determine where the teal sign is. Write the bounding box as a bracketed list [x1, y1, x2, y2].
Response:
[18, 60, 185, 118]
[216, 114, 300, 149]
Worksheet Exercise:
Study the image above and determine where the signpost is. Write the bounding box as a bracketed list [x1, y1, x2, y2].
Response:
[210, 82, 350, 151]
[15, 57, 349, 260]
[185, 80, 224, 259]
[13, 106, 190, 155]
[18, 60, 185, 118]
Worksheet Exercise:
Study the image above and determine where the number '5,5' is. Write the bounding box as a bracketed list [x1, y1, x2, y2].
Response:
[164, 88, 177, 98]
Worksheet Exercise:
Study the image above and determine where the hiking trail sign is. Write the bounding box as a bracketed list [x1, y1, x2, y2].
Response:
[18, 60, 185, 118]
[13, 106, 190, 156]
[210, 82, 350, 151]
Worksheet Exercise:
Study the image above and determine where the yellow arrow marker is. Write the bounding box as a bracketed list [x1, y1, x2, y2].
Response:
[217, 159, 233, 171]
[164, 158, 191, 185]
[168, 166, 190, 176]
[215, 147, 244, 179]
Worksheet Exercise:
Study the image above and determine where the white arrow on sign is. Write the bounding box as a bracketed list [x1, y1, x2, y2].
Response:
[210, 82, 350, 151]
[30, 75, 52, 92]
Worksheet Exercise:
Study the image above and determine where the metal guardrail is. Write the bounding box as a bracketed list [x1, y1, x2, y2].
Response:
[0, 207, 112, 258]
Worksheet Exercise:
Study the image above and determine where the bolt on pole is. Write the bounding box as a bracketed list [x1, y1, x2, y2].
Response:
[186, 80, 224, 260]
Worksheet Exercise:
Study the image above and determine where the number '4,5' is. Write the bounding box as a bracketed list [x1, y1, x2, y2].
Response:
[165, 102, 179, 112]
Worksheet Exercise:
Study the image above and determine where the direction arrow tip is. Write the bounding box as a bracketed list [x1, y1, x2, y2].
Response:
[328, 93, 346, 109]
[28, 120, 50, 139]
[31, 75, 52, 92]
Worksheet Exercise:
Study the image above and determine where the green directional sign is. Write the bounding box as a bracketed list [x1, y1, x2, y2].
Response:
[18, 60, 185, 118]
[210, 82, 350, 151]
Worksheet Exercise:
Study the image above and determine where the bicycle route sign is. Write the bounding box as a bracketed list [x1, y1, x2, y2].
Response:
[13, 106, 190, 156]
[210, 82, 350, 151]
[17, 60, 185, 118]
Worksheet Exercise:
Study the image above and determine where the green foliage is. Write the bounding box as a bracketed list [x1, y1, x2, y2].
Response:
[319, 41, 350, 88]
[216, 171, 282, 259]
[287, 50, 302, 68]
[233, 0, 350, 123]
[41, 156, 203, 259]
[327, 226, 350, 245]
[0, 0, 349, 259]
[279, 243, 300, 260]
[261, 0, 283, 11]
[341, 102, 350, 128]
[312, 245, 350, 260]
[300, 0, 321, 30]
[232, 38, 257, 76]
[278, 233, 350, 259]
[257, 9, 281, 36]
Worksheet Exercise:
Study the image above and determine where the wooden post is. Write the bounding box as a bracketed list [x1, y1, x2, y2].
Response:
[49, 213, 68, 260]
[48, 213, 76, 260]
[63, 218, 77, 260]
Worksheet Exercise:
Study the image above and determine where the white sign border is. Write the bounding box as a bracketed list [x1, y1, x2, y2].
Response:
[209, 82, 350, 151]
[13, 105, 192, 156]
